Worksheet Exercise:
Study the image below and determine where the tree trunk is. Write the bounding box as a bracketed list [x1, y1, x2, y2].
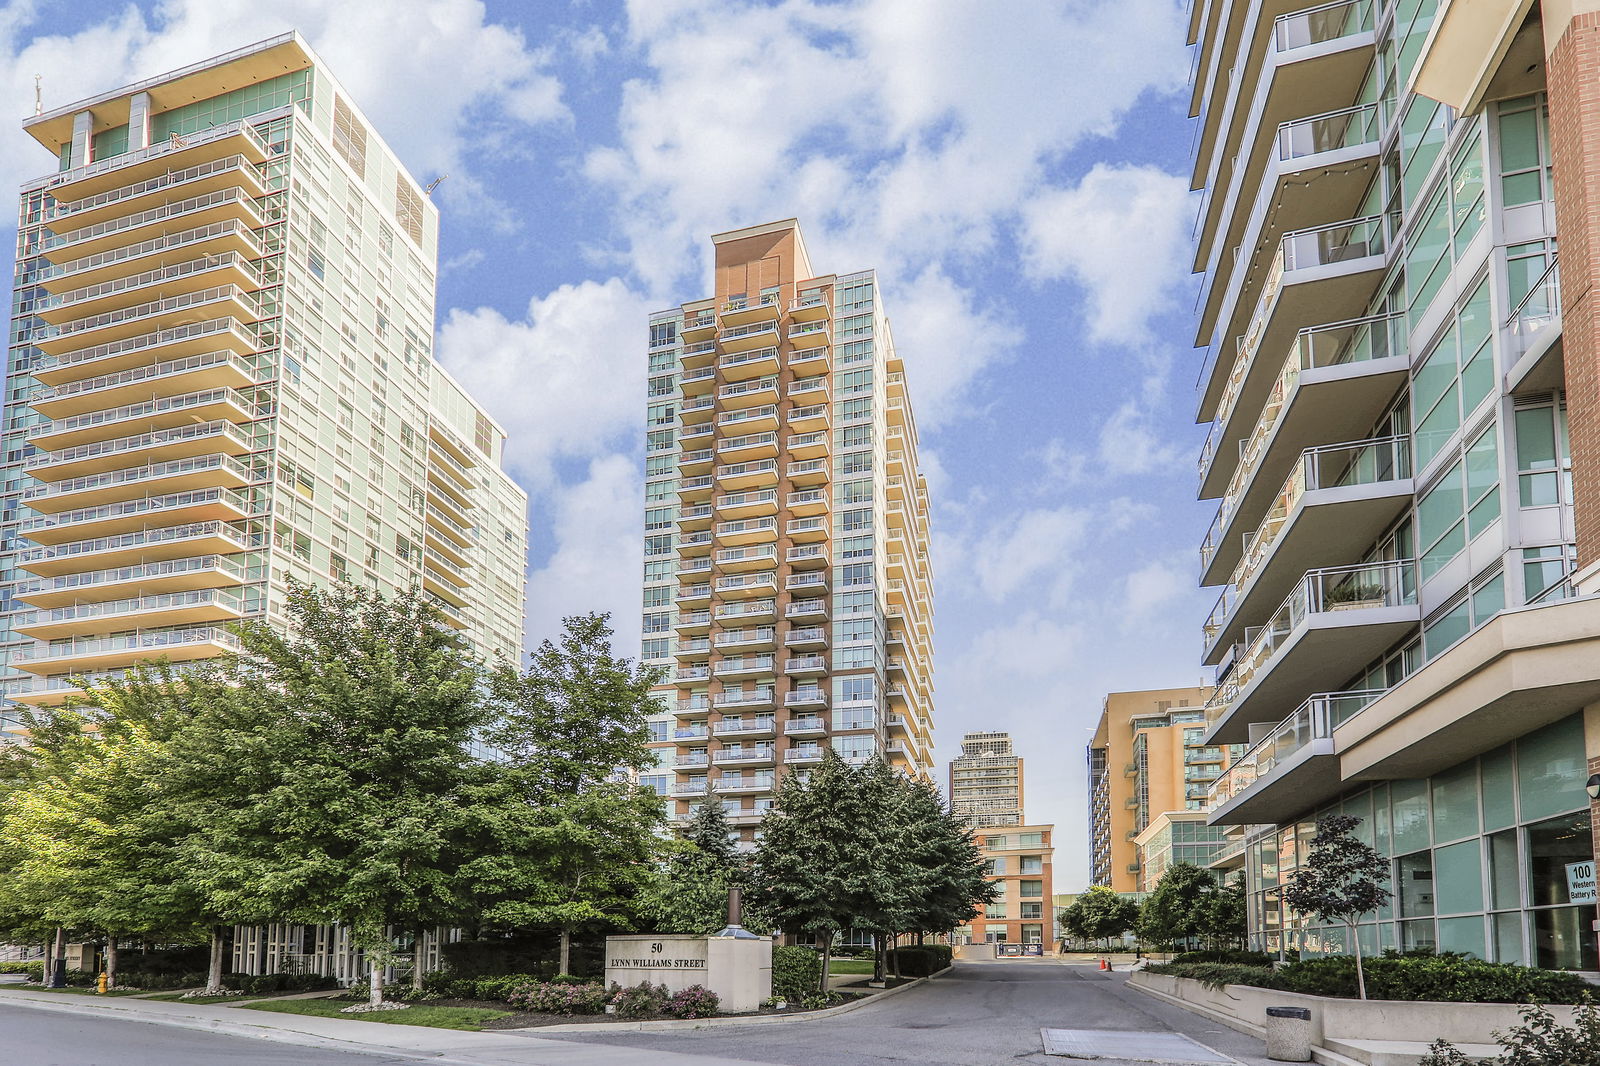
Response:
[891, 934, 902, 980]
[872, 934, 885, 984]
[369, 955, 384, 1007]
[559, 928, 571, 977]
[206, 927, 225, 994]
[818, 933, 833, 995]
[1349, 921, 1367, 1001]
[412, 928, 427, 992]
[49, 927, 67, 988]
[105, 935, 118, 991]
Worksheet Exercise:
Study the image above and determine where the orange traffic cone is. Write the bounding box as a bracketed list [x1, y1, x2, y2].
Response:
[1098, 958, 1110, 971]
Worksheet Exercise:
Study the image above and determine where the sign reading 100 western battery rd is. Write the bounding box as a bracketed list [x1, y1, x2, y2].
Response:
[606, 936, 708, 977]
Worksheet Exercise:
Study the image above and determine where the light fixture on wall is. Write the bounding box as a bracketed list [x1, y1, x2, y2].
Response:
[1586, 773, 1600, 800]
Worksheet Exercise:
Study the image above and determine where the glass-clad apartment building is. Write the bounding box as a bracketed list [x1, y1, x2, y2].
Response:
[0, 32, 528, 748]
[1188, 0, 1600, 970]
[637, 220, 936, 843]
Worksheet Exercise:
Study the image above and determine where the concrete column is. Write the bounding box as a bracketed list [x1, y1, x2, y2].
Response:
[127, 91, 151, 151]
[1547, 3, 1600, 570]
[69, 110, 93, 168]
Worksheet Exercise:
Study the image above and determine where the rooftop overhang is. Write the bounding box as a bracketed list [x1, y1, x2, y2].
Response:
[1338, 596, 1600, 781]
[1408, 0, 1543, 115]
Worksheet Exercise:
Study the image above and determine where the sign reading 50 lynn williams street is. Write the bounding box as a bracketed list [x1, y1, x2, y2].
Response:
[607, 937, 708, 973]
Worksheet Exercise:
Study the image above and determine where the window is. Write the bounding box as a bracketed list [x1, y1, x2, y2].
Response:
[840, 451, 872, 475]
[1018, 832, 1043, 847]
[989, 857, 1007, 876]
[1401, 96, 1449, 208]
[641, 612, 671, 634]
[641, 637, 669, 660]
[1413, 282, 1492, 469]
[841, 479, 872, 504]
[840, 508, 872, 532]
[1417, 425, 1499, 583]
[840, 563, 873, 587]
[831, 734, 876, 760]
[1450, 129, 1486, 253]
[1514, 403, 1570, 508]
[643, 586, 671, 608]
[832, 707, 875, 731]
[1522, 545, 1575, 602]
[1498, 95, 1551, 208]
[839, 424, 871, 447]
[837, 676, 875, 704]
[984, 903, 1007, 920]
[1020, 903, 1043, 919]
[1019, 880, 1043, 899]
[649, 321, 678, 348]
[1020, 855, 1043, 874]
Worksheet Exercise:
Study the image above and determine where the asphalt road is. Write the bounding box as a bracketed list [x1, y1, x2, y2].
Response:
[545, 959, 1279, 1066]
[0, 960, 1279, 1066]
[0, 1003, 418, 1066]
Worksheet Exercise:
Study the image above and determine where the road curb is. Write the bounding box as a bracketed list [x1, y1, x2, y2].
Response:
[525, 964, 953, 1032]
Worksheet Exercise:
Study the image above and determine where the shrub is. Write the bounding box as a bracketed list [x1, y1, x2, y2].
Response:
[772, 946, 821, 1001]
[609, 980, 671, 1017]
[1170, 949, 1272, 967]
[506, 980, 608, 1015]
[421, 970, 474, 999]
[666, 985, 719, 1019]
[471, 973, 542, 1003]
[2, 962, 43, 982]
[1426, 1000, 1600, 1065]
[884, 946, 950, 977]
[63, 968, 95, 987]
[1149, 952, 1597, 1004]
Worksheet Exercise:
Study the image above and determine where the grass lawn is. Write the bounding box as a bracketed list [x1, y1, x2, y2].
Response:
[143, 991, 244, 1004]
[239, 998, 510, 1031]
[828, 959, 876, 974]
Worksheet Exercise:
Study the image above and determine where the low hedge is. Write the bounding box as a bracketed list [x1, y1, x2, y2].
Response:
[1148, 951, 1596, 1004]
[1169, 949, 1272, 967]
[772, 946, 821, 1000]
[884, 944, 952, 977]
[1, 962, 43, 981]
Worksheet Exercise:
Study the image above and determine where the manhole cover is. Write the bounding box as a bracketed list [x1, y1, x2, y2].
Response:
[1041, 1028, 1236, 1064]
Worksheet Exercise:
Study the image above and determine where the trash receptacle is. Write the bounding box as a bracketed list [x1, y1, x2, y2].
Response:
[1264, 1006, 1314, 1062]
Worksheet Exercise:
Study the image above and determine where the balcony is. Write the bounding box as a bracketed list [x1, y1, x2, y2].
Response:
[785, 716, 827, 736]
[720, 294, 781, 327]
[14, 554, 248, 610]
[676, 557, 712, 578]
[679, 365, 716, 395]
[714, 774, 776, 794]
[1202, 436, 1413, 662]
[29, 420, 254, 483]
[32, 350, 259, 423]
[1205, 559, 1420, 745]
[785, 625, 828, 649]
[712, 715, 778, 739]
[714, 627, 777, 651]
[716, 458, 778, 490]
[716, 488, 777, 518]
[36, 317, 260, 388]
[674, 698, 712, 719]
[784, 746, 825, 764]
[714, 655, 775, 679]
[673, 665, 711, 685]
[681, 310, 717, 341]
[17, 520, 248, 577]
[788, 345, 830, 374]
[790, 291, 831, 320]
[718, 405, 778, 435]
[674, 725, 710, 741]
[716, 544, 778, 573]
[716, 598, 776, 622]
[719, 326, 780, 361]
[784, 656, 826, 676]
[672, 781, 710, 797]
[785, 687, 827, 710]
[788, 320, 831, 346]
[35, 218, 264, 295]
[714, 743, 777, 766]
[679, 474, 714, 499]
[19, 486, 250, 544]
[786, 516, 828, 542]
[787, 458, 829, 485]
[1506, 258, 1564, 397]
[1200, 311, 1407, 510]
[678, 395, 715, 423]
[40, 186, 264, 264]
[676, 530, 712, 556]
[678, 449, 713, 473]
[32, 391, 258, 458]
[680, 340, 717, 369]
[787, 549, 828, 575]
[673, 753, 710, 772]
[12, 624, 244, 673]
[33, 285, 261, 356]
[1207, 689, 1381, 824]
[718, 377, 778, 409]
[787, 403, 830, 433]
[715, 572, 778, 599]
[787, 488, 827, 516]
[674, 610, 711, 634]
[787, 434, 829, 464]
[714, 687, 777, 711]
[679, 422, 714, 446]
[677, 504, 713, 530]
[787, 600, 828, 622]
[788, 377, 830, 404]
[1200, 212, 1391, 425]
[716, 431, 778, 460]
[35, 247, 263, 325]
[675, 638, 710, 660]
[715, 516, 778, 546]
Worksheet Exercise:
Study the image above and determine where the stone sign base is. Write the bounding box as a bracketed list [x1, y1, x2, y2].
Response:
[605, 932, 772, 1013]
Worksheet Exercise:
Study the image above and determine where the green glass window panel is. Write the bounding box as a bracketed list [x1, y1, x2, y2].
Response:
[1468, 489, 1501, 539]
[1415, 384, 1460, 472]
[1526, 810, 1594, 907]
[1398, 851, 1436, 917]
[92, 124, 128, 162]
[1460, 346, 1494, 418]
[1406, 191, 1452, 315]
[1532, 907, 1599, 970]
[1517, 714, 1588, 823]
[1498, 108, 1541, 171]
[1520, 472, 1560, 507]
[1402, 99, 1445, 205]
[1493, 911, 1525, 964]
[1391, 779, 1431, 855]
[1506, 249, 1550, 308]
[1431, 761, 1481, 842]
[1473, 573, 1505, 623]
[1459, 281, 1492, 351]
[1434, 839, 1484, 914]
[1418, 462, 1464, 544]
[1489, 829, 1520, 909]
[1413, 325, 1458, 415]
[1502, 171, 1541, 206]
[1465, 428, 1498, 502]
[1437, 915, 1486, 959]
[1451, 131, 1486, 251]
[1424, 598, 1470, 659]
[1516, 407, 1558, 470]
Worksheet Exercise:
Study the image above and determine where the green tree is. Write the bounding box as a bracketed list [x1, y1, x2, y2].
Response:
[465, 612, 665, 975]
[1138, 863, 1215, 949]
[181, 584, 490, 1004]
[1281, 814, 1390, 1000]
[886, 773, 995, 974]
[640, 799, 745, 935]
[1075, 886, 1138, 949]
[750, 751, 867, 991]
[1196, 876, 1247, 951]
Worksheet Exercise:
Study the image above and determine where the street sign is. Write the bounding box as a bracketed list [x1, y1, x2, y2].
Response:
[1566, 860, 1597, 904]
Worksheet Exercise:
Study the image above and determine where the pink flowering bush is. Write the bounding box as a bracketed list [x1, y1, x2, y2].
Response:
[666, 985, 720, 1019]
[505, 979, 608, 1015]
[609, 980, 670, 1017]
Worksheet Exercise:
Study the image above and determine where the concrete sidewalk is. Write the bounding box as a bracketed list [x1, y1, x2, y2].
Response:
[0, 986, 764, 1066]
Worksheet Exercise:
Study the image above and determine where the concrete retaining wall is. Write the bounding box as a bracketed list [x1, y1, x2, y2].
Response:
[1128, 971, 1579, 1045]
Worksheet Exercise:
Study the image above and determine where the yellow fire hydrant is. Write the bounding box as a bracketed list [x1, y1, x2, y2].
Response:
[96, 972, 108, 995]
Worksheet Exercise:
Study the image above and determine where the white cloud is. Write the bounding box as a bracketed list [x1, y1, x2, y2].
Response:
[1123, 558, 1189, 620]
[1095, 400, 1189, 478]
[522, 453, 643, 654]
[436, 278, 651, 485]
[1020, 163, 1194, 347]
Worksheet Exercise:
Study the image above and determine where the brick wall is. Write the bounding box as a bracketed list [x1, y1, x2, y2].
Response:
[1549, 13, 1600, 568]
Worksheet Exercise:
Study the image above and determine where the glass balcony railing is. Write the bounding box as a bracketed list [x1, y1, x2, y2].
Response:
[1280, 214, 1386, 272]
[1272, 0, 1373, 53]
[1275, 102, 1380, 162]
[1207, 559, 1416, 728]
[1507, 256, 1560, 358]
[1206, 689, 1383, 809]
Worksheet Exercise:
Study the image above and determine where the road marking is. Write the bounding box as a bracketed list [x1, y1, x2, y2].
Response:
[1040, 1028, 1238, 1064]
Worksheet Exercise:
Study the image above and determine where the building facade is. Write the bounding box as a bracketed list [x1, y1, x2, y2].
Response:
[0, 32, 528, 743]
[949, 729, 1024, 827]
[1086, 687, 1223, 892]
[637, 219, 935, 841]
[1189, 0, 1600, 970]
[954, 825, 1055, 947]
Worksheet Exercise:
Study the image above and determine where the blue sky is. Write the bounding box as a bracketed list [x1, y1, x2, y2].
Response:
[0, 0, 1217, 887]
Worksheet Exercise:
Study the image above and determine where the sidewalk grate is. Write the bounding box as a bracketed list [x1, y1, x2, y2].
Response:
[1041, 1028, 1237, 1064]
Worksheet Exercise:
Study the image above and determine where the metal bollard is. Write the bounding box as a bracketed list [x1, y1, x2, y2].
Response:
[1264, 1005, 1315, 1062]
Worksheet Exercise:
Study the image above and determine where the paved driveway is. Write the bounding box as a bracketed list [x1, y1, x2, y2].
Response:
[539, 959, 1279, 1066]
